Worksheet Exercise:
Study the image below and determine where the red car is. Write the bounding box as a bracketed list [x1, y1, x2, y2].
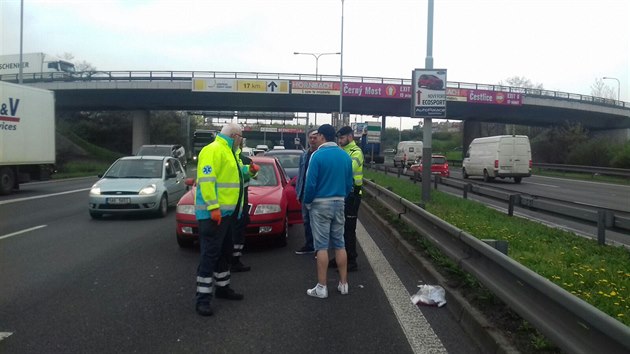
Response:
[175, 156, 302, 248]
[417, 74, 444, 90]
[409, 154, 450, 178]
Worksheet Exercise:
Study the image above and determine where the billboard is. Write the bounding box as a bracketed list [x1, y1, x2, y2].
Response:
[290, 80, 411, 99]
[411, 69, 447, 118]
[446, 88, 523, 105]
[342, 82, 411, 99]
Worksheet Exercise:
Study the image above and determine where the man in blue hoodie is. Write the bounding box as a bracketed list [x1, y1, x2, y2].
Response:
[303, 124, 353, 298]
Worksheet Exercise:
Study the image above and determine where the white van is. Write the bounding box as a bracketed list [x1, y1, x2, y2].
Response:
[393, 141, 423, 167]
[462, 135, 531, 183]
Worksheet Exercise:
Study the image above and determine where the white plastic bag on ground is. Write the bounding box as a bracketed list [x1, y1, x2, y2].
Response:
[411, 285, 446, 307]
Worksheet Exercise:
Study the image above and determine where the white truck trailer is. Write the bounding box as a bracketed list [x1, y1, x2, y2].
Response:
[0, 53, 76, 79]
[0, 81, 56, 194]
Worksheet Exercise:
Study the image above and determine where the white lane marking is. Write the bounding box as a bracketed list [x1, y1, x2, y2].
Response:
[0, 188, 90, 206]
[523, 181, 559, 188]
[0, 225, 47, 240]
[0, 332, 13, 341]
[357, 221, 447, 354]
[535, 174, 630, 188]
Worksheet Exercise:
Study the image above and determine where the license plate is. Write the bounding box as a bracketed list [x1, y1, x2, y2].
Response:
[107, 197, 131, 204]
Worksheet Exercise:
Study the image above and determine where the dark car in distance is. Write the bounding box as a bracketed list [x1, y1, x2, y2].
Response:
[262, 149, 304, 179]
[136, 144, 187, 168]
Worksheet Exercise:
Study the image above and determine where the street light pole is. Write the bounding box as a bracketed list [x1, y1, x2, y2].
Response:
[19, 0, 24, 84]
[339, 0, 345, 127]
[602, 77, 621, 103]
[294, 51, 341, 126]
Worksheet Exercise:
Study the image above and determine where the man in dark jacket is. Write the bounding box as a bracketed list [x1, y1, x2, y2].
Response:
[294, 128, 319, 255]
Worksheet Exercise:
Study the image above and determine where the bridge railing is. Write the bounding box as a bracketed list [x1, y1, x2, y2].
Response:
[1, 70, 627, 109]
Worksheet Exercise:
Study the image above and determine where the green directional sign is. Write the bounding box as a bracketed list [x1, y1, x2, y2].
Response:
[366, 122, 381, 143]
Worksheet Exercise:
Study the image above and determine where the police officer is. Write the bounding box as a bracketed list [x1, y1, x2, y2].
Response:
[195, 123, 248, 316]
[330, 126, 364, 272]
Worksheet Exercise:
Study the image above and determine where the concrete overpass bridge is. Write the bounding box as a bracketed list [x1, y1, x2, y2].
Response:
[5, 70, 629, 151]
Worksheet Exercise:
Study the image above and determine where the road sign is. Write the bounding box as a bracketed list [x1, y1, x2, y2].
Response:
[411, 69, 447, 118]
[366, 121, 381, 143]
[192, 79, 289, 94]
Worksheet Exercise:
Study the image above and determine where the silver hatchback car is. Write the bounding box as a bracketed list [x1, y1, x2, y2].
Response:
[88, 156, 187, 218]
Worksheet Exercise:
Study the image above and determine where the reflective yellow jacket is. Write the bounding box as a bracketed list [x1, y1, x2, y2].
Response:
[195, 134, 244, 220]
[343, 140, 364, 190]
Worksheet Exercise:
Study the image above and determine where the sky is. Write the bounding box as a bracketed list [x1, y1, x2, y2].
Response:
[1, 0, 628, 130]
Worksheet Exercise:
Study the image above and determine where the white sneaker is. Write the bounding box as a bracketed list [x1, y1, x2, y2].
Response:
[307, 284, 328, 298]
[337, 282, 348, 295]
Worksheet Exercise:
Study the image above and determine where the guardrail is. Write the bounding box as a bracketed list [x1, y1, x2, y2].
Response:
[362, 179, 630, 353]
[369, 164, 630, 244]
[1, 70, 627, 109]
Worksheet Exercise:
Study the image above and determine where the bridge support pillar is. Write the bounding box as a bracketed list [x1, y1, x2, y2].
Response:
[132, 110, 151, 154]
[462, 121, 482, 158]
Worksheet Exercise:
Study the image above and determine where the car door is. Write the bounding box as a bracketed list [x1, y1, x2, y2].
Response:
[164, 158, 187, 204]
[277, 160, 302, 224]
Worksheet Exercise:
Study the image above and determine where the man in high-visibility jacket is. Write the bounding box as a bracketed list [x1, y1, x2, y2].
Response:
[331, 125, 364, 272]
[195, 123, 248, 316]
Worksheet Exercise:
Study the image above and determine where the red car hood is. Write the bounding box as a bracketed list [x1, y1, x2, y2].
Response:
[179, 188, 194, 205]
[178, 185, 284, 207]
[248, 185, 283, 200]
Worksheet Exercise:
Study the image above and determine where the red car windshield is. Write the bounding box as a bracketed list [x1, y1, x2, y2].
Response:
[249, 163, 278, 187]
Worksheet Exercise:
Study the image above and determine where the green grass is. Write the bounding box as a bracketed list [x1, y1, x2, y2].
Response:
[365, 169, 630, 327]
[52, 160, 112, 179]
[54, 127, 123, 178]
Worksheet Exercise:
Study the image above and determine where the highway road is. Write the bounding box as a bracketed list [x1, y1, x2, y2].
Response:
[0, 178, 481, 354]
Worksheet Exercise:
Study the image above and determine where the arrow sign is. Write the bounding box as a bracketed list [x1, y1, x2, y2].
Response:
[267, 81, 278, 92]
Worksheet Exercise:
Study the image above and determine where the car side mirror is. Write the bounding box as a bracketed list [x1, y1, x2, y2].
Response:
[167, 172, 177, 179]
[290, 176, 297, 186]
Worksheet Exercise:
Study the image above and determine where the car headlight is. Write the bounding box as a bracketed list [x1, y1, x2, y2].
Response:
[176, 205, 195, 215]
[254, 204, 281, 215]
[89, 185, 101, 195]
[139, 184, 157, 195]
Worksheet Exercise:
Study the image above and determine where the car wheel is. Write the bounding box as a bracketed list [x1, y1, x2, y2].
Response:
[483, 170, 494, 182]
[89, 211, 103, 219]
[157, 194, 168, 217]
[0, 167, 15, 195]
[177, 234, 195, 248]
[275, 216, 289, 247]
[514, 177, 522, 184]
[462, 168, 469, 179]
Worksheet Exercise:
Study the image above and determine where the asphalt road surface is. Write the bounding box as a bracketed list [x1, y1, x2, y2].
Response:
[0, 178, 481, 353]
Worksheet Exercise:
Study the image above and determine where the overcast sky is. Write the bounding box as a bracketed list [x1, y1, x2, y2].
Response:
[2, 0, 628, 129]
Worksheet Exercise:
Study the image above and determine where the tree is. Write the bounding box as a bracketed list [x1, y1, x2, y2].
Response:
[59, 52, 97, 72]
[498, 76, 544, 89]
[590, 78, 615, 99]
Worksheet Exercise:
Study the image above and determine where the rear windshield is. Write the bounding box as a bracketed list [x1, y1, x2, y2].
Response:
[432, 157, 447, 164]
